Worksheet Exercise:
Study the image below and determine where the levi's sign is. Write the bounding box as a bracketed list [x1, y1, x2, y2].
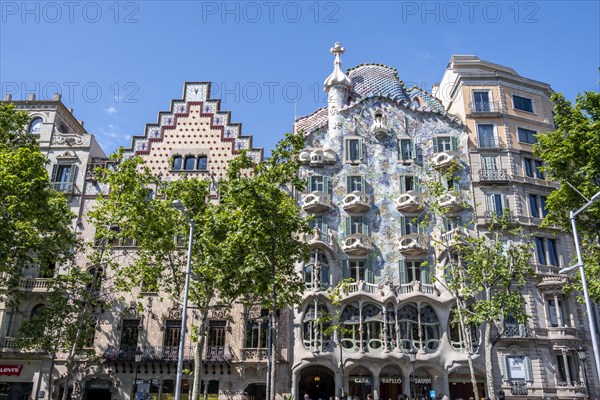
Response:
[0, 365, 23, 376]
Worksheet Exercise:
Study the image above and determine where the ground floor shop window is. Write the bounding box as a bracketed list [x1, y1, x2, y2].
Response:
[0, 383, 33, 400]
[348, 366, 372, 400]
[161, 379, 189, 400]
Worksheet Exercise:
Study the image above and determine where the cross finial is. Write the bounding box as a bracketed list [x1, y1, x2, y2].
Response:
[330, 42, 345, 56]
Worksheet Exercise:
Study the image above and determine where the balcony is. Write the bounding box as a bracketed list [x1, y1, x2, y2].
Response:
[19, 278, 51, 291]
[547, 326, 578, 341]
[301, 192, 331, 214]
[479, 168, 509, 182]
[483, 210, 515, 225]
[395, 191, 424, 213]
[205, 345, 234, 362]
[370, 116, 388, 139]
[342, 192, 371, 213]
[342, 281, 379, 296]
[437, 191, 466, 213]
[299, 148, 337, 167]
[342, 234, 372, 256]
[438, 226, 469, 251]
[241, 348, 268, 361]
[431, 151, 461, 170]
[398, 233, 428, 256]
[300, 228, 336, 251]
[475, 137, 505, 149]
[0, 337, 19, 351]
[467, 101, 501, 116]
[502, 323, 535, 339]
[509, 381, 528, 396]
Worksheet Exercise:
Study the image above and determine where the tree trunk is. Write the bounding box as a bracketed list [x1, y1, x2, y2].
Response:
[456, 302, 480, 400]
[191, 302, 210, 400]
[48, 353, 56, 400]
[270, 308, 278, 400]
[484, 322, 495, 400]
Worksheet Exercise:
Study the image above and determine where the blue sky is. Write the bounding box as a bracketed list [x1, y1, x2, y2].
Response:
[1, 1, 599, 155]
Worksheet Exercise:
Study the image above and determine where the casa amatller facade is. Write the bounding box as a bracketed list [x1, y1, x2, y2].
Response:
[0, 44, 598, 400]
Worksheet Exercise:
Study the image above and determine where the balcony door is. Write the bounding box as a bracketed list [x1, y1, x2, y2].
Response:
[207, 320, 226, 360]
[477, 124, 496, 148]
[473, 91, 490, 111]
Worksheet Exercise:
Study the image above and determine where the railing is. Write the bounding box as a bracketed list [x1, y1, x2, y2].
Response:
[1, 337, 18, 350]
[19, 278, 51, 290]
[398, 282, 414, 294]
[342, 234, 372, 255]
[301, 192, 331, 213]
[363, 282, 377, 294]
[103, 346, 194, 362]
[503, 323, 535, 338]
[341, 281, 377, 295]
[475, 137, 505, 149]
[342, 192, 371, 213]
[421, 283, 434, 294]
[483, 210, 515, 224]
[205, 345, 234, 362]
[241, 348, 268, 361]
[301, 228, 333, 245]
[509, 381, 528, 396]
[479, 168, 509, 181]
[469, 101, 501, 113]
[51, 182, 80, 195]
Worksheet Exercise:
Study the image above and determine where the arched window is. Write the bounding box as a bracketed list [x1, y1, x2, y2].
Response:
[172, 156, 182, 170]
[420, 304, 441, 352]
[184, 156, 195, 170]
[385, 303, 397, 350]
[29, 117, 43, 134]
[412, 97, 422, 108]
[31, 304, 45, 319]
[302, 302, 331, 352]
[448, 309, 478, 352]
[197, 155, 208, 171]
[363, 303, 384, 352]
[245, 309, 268, 349]
[397, 303, 419, 351]
[340, 303, 360, 352]
[57, 123, 68, 133]
[303, 250, 329, 290]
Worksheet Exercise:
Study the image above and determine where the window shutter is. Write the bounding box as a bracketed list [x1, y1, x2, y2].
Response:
[415, 143, 423, 165]
[51, 164, 58, 182]
[399, 217, 406, 237]
[484, 194, 492, 212]
[323, 176, 330, 194]
[420, 263, 431, 284]
[502, 194, 510, 210]
[453, 179, 460, 192]
[346, 176, 352, 192]
[415, 176, 422, 193]
[398, 260, 407, 284]
[400, 176, 406, 194]
[432, 137, 438, 153]
[365, 258, 374, 284]
[342, 260, 350, 279]
[358, 139, 364, 160]
[524, 356, 533, 381]
[321, 265, 330, 286]
[362, 218, 369, 236]
[70, 165, 78, 183]
[307, 176, 313, 192]
[322, 219, 328, 235]
[360, 176, 366, 193]
[345, 217, 351, 236]
[451, 136, 459, 151]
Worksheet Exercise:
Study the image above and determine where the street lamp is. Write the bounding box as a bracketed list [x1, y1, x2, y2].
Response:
[559, 191, 600, 386]
[172, 200, 195, 400]
[408, 348, 417, 400]
[133, 348, 143, 400]
[577, 344, 590, 399]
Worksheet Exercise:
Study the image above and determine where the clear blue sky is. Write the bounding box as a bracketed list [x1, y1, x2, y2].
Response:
[1, 1, 599, 155]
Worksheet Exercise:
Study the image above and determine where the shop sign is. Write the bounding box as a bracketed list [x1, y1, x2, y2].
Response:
[381, 378, 401, 384]
[0, 365, 23, 376]
[414, 378, 431, 384]
[86, 381, 112, 390]
[353, 377, 371, 384]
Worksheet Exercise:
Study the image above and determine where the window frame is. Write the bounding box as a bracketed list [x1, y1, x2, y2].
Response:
[472, 90, 491, 112]
[517, 127, 538, 145]
[29, 117, 43, 134]
[345, 137, 364, 163]
[513, 95, 535, 113]
[477, 123, 497, 148]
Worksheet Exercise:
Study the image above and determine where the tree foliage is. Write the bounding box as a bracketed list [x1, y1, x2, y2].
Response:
[0, 103, 77, 301]
[535, 91, 600, 300]
[88, 132, 310, 400]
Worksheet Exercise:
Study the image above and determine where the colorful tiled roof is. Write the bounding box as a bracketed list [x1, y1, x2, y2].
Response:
[347, 64, 411, 102]
[407, 86, 446, 113]
[294, 107, 328, 136]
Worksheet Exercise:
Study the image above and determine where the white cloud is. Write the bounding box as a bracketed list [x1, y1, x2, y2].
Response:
[104, 106, 118, 115]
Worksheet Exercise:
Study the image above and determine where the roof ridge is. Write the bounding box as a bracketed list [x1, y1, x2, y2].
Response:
[346, 63, 400, 80]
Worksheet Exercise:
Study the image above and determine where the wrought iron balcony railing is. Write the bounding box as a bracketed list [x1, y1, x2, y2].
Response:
[469, 101, 501, 113]
[479, 168, 509, 181]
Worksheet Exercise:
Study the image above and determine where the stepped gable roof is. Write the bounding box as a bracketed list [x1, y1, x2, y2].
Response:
[294, 107, 328, 136]
[407, 86, 446, 113]
[124, 82, 263, 163]
[347, 63, 412, 103]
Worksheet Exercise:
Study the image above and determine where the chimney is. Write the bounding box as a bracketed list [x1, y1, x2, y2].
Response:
[53, 93, 62, 101]
[4, 94, 12, 101]
[26, 93, 36, 101]
[79, 120, 85, 127]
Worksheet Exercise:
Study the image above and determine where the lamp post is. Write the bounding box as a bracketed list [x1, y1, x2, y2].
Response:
[133, 348, 143, 400]
[577, 344, 590, 399]
[559, 191, 600, 386]
[172, 200, 195, 400]
[408, 349, 417, 400]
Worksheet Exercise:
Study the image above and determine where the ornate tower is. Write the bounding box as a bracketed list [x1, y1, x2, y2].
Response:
[323, 42, 352, 138]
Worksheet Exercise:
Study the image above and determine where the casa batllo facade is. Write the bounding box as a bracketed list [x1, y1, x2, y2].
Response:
[0, 46, 597, 400]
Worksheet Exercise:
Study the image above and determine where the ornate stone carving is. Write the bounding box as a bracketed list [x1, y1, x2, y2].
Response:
[167, 302, 182, 319]
[52, 132, 84, 146]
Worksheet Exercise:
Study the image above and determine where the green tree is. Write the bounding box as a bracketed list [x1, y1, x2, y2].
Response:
[535, 91, 600, 300]
[17, 266, 110, 400]
[88, 132, 309, 400]
[0, 103, 77, 301]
